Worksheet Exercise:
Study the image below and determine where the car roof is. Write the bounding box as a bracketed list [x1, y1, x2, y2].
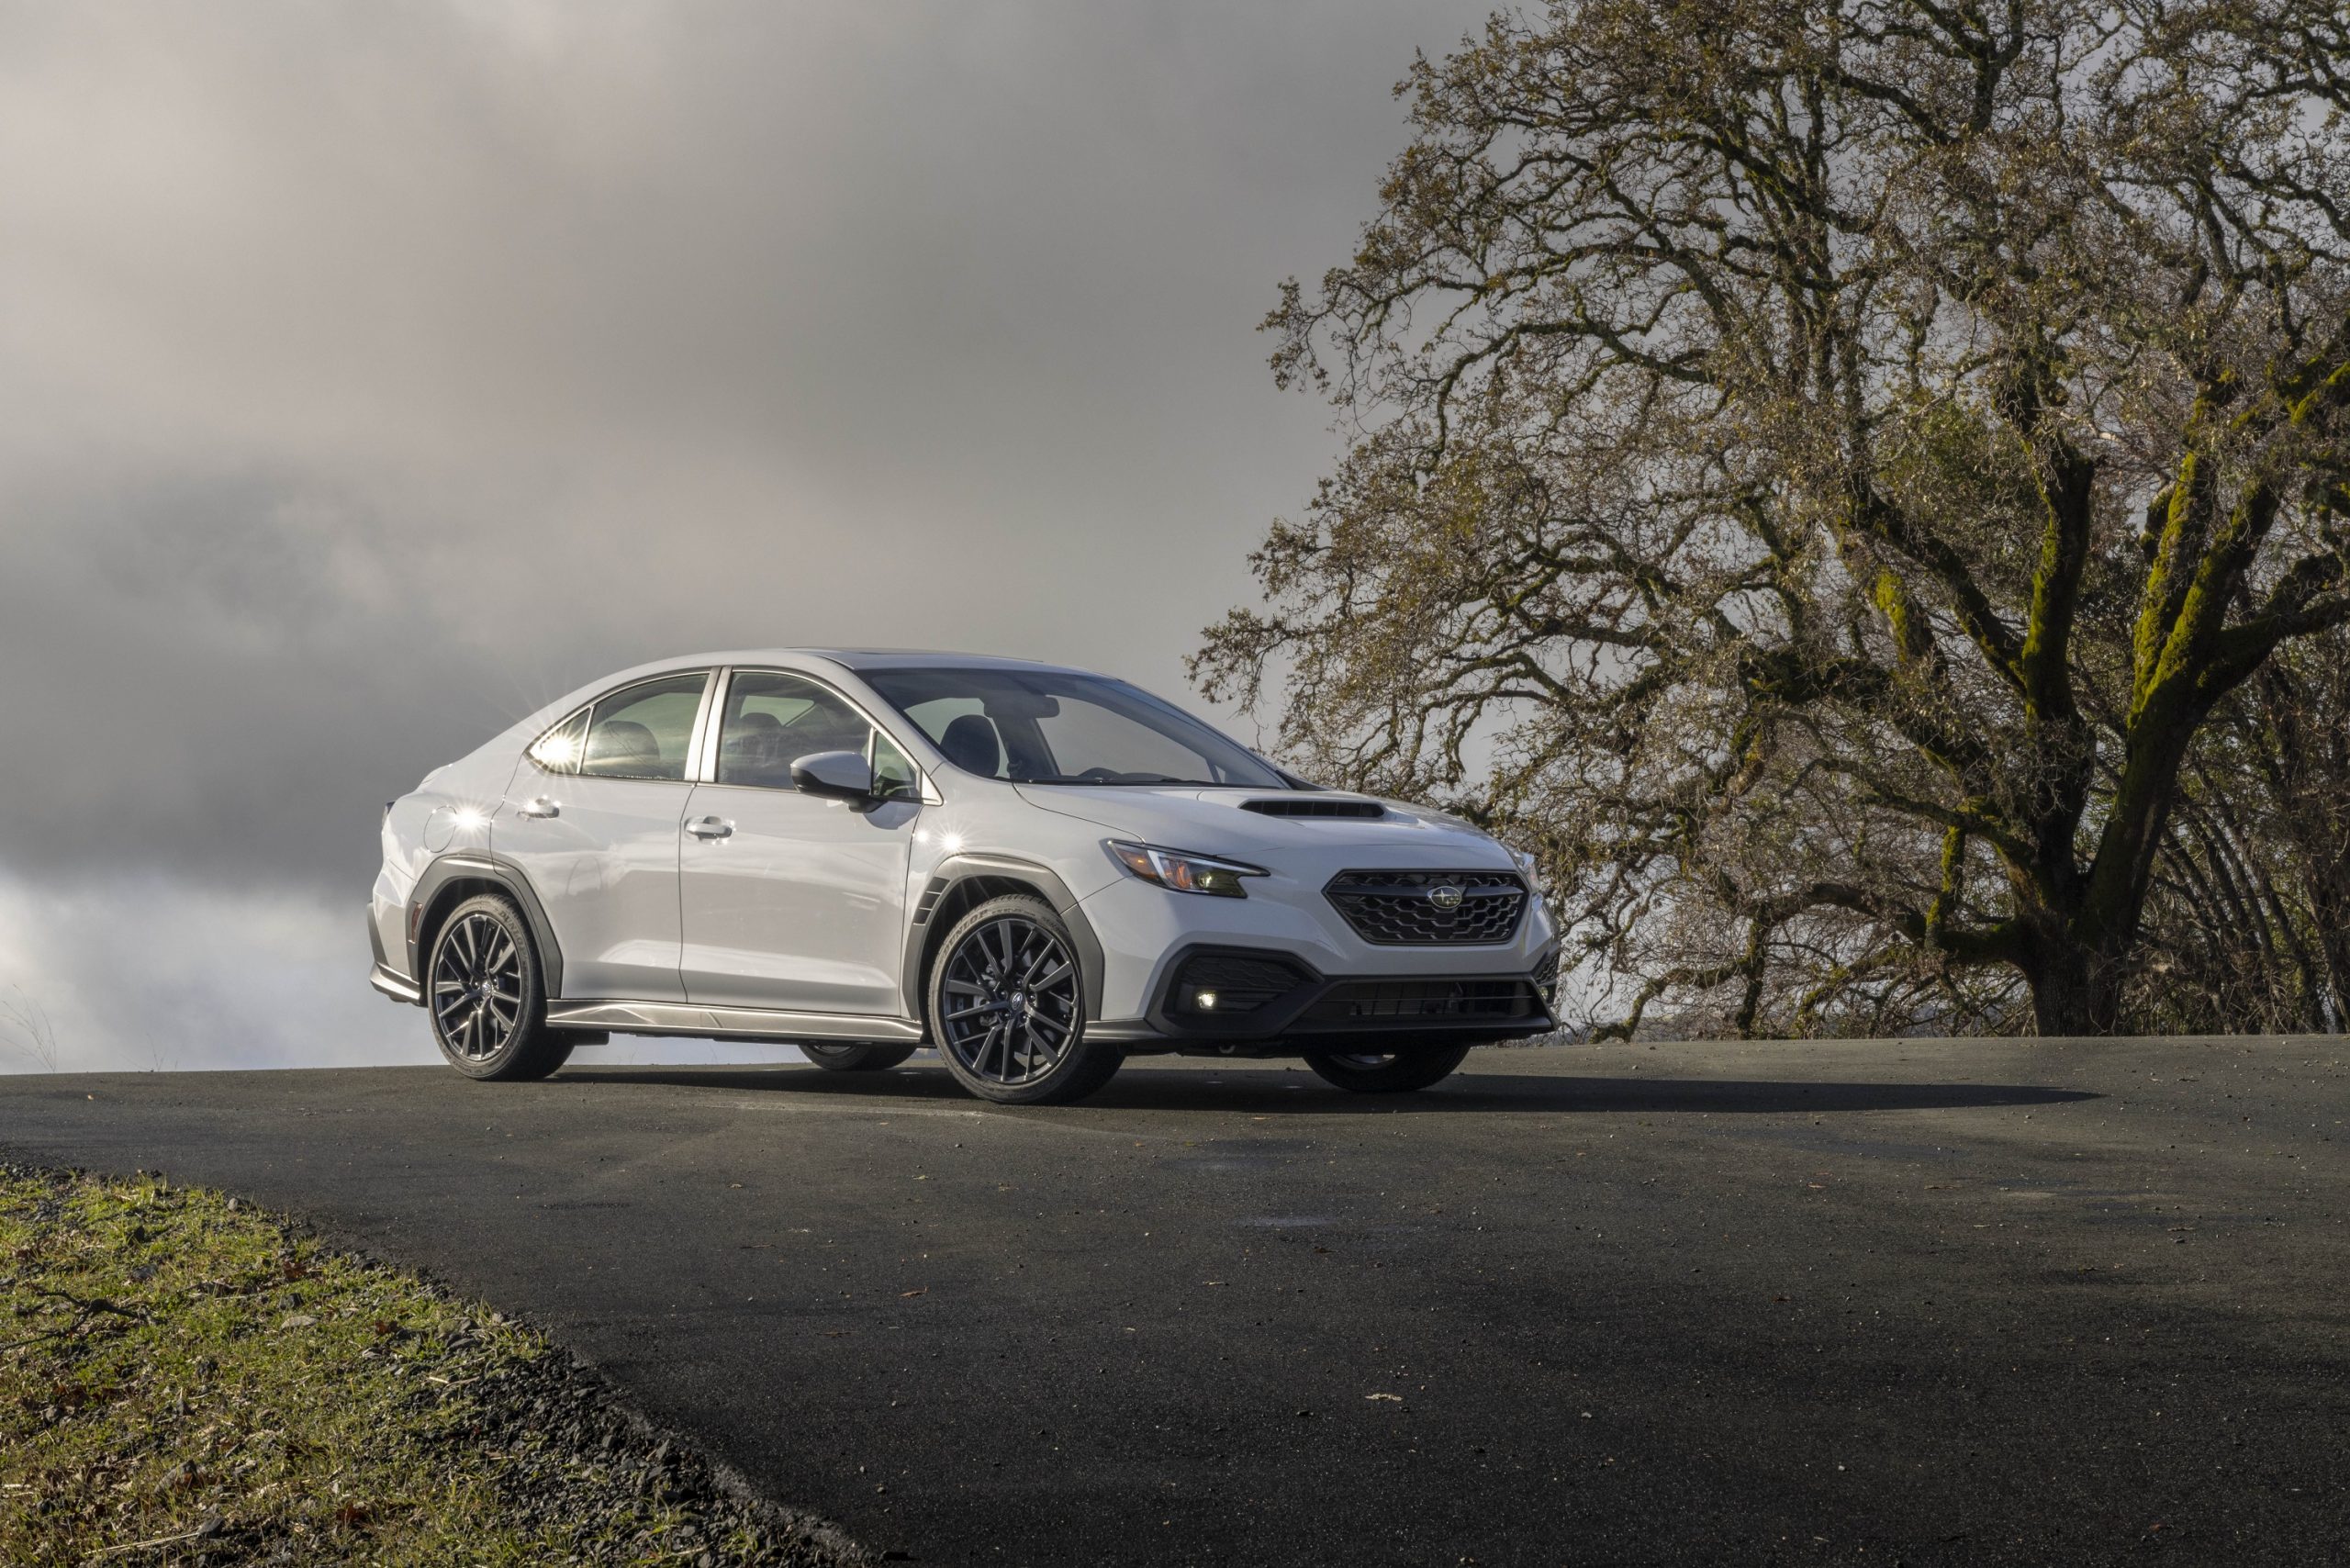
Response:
[672, 648, 1103, 678]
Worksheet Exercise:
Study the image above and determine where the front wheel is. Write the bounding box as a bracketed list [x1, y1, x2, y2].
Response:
[426, 894, 572, 1081]
[800, 1043, 917, 1072]
[927, 895, 1122, 1105]
[1302, 1044, 1472, 1093]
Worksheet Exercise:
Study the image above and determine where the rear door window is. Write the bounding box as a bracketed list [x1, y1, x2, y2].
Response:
[527, 708, 588, 774]
[579, 673, 709, 781]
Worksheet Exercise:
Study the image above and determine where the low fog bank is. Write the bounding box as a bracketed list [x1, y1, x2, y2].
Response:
[0, 872, 820, 1074]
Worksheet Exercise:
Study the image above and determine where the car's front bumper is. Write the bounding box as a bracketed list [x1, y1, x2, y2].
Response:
[1088, 942, 1561, 1055]
[1070, 858, 1561, 1044]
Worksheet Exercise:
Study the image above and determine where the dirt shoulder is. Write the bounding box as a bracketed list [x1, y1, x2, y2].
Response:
[0, 1163, 871, 1566]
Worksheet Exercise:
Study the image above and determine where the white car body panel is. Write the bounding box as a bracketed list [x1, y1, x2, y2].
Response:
[679, 782, 918, 1014]
[495, 773, 695, 1002]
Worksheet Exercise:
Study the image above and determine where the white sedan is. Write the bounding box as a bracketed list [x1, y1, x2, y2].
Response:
[369, 649, 1559, 1103]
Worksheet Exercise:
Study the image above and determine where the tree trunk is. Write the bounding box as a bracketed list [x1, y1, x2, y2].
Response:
[2027, 937, 2126, 1037]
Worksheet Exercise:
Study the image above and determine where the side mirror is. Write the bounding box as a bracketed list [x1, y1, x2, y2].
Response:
[790, 750, 876, 801]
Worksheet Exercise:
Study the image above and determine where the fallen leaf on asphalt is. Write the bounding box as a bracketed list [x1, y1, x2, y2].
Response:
[1365, 1394, 1403, 1403]
[899, 1288, 926, 1298]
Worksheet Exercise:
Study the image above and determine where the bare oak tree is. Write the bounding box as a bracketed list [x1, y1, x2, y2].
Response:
[1196, 1, 2350, 1036]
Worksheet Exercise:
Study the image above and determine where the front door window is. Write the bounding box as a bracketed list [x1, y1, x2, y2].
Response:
[715, 671, 876, 789]
[870, 730, 919, 801]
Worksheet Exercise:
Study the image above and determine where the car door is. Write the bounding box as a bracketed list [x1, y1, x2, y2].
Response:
[494, 669, 711, 1002]
[677, 668, 921, 1015]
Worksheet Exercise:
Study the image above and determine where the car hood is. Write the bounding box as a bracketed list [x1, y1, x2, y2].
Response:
[1012, 785, 1516, 869]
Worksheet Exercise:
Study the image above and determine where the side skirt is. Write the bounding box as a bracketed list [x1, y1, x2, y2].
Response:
[543, 999, 925, 1046]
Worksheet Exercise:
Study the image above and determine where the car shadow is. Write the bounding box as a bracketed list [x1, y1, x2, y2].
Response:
[554, 1062, 2098, 1116]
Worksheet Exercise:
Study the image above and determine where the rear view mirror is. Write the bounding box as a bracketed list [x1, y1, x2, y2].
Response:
[790, 750, 875, 801]
[981, 690, 1061, 722]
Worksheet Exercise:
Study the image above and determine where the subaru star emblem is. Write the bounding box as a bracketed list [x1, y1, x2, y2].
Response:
[1428, 883, 1465, 912]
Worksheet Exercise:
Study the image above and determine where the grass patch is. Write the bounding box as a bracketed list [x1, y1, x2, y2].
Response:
[0, 1164, 866, 1566]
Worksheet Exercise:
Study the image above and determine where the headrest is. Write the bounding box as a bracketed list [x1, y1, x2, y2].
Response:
[718, 710, 790, 786]
[587, 719, 661, 772]
[939, 713, 1003, 777]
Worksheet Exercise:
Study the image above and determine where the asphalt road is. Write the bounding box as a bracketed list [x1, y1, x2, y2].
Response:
[3, 1038, 2343, 1566]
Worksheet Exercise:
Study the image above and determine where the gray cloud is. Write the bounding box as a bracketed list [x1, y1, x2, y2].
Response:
[0, 0, 1491, 1065]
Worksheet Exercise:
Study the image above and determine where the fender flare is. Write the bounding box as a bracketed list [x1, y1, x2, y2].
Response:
[407, 853, 568, 998]
[899, 853, 1108, 1024]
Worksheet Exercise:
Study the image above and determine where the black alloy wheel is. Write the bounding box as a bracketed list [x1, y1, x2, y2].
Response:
[1302, 1044, 1473, 1093]
[928, 894, 1122, 1104]
[432, 911, 521, 1060]
[426, 893, 571, 1081]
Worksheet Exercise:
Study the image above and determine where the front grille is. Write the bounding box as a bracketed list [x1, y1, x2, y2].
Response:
[1238, 797, 1386, 819]
[1325, 870, 1526, 946]
[1300, 978, 1540, 1027]
[1172, 952, 1311, 1012]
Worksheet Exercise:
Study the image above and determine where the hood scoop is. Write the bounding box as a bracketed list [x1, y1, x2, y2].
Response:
[1237, 796, 1387, 819]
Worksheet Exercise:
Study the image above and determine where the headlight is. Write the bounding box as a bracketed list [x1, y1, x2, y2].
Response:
[1509, 846, 1547, 892]
[1108, 841, 1268, 898]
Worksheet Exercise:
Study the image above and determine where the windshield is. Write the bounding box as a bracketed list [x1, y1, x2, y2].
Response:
[860, 667, 1288, 788]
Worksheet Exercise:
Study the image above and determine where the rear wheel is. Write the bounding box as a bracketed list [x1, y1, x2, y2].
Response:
[1302, 1044, 1472, 1093]
[927, 894, 1121, 1105]
[800, 1043, 917, 1072]
[426, 894, 572, 1081]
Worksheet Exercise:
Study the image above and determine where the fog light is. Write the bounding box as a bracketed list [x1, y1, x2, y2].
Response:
[1194, 990, 1218, 1011]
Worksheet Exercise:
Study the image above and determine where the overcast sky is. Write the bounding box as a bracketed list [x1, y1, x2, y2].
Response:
[0, 1, 1492, 1070]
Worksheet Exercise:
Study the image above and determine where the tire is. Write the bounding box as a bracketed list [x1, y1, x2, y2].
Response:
[425, 893, 572, 1081]
[1302, 1043, 1473, 1093]
[926, 894, 1122, 1105]
[800, 1043, 918, 1072]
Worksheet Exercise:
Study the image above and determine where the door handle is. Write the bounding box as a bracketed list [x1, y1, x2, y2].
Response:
[687, 815, 734, 840]
[518, 797, 560, 819]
